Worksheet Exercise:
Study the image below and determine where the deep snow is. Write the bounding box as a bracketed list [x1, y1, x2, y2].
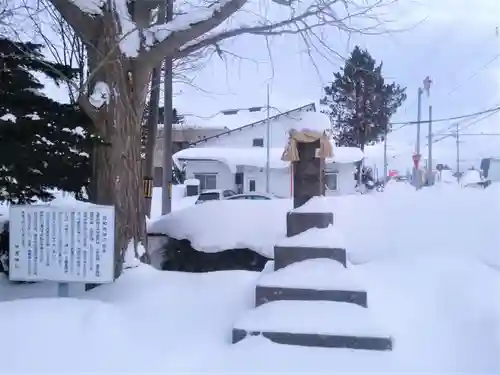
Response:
[0, 182, 499, 372]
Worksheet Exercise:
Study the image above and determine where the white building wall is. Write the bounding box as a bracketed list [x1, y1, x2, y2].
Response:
[184, 159, 357, 196]
[184, 160, 234, 190]
[325, 162, 357, 196]
[194, 107, 314, 150]
[239, 166, 291, 196]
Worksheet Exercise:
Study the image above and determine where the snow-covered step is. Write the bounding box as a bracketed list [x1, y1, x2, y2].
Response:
[256, 258, 367, 307]
[274, 226, 347, 269]
[286, 211, 333, 237]
[233, 301, 392, 351]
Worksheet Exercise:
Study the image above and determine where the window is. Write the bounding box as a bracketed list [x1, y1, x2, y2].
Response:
[249, 179, 256, 192]
[194, 173, 217, 190]
[325, 172, 338, 191]
[252, 138, 264, 147]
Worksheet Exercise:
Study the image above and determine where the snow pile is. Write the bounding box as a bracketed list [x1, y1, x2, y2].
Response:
[439, 170, 456, 184]
[151, 184, 500, 267]
[0, 255, 498, 372]
[234, 300, 390, 336]
[258, 258, 365, 291]
[0, 296, 156, 371]
[148, 199, 292, 257]
[461, 169, 482, 187]
[281, 110, 331, 133]
[277, 225, 346, 248]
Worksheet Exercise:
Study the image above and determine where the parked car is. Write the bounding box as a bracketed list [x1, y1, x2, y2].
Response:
[195, 189, 237, 204]
[226, 193, 280, 200]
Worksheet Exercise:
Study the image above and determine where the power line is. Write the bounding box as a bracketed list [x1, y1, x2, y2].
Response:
[390, 104, 500, 128]
[429, 110, 500, 145]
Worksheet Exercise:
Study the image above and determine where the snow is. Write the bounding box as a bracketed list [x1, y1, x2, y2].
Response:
[285, 110, 331, 133]
[150, 182, 500, 269]
[184, 178, 200, 186]
[69, 0, 105, 14]
[149, 199, 290, 257]
[461, 169, 482, 186]
[123, 240, 146, 269]
[1, 182, 500, 372]
[144, 0, 234, 49]
[439, 169, 456, 183]
[257, 258, 365, 291]
[0, 113, 16, 122]
[0, 215, 500, 372]
[331, 146, 364, 163]
[234, 300, 390, 337]
[174, 144, 362, 172]
[277, 225, 346, 248]
[89, 81, 110, 108]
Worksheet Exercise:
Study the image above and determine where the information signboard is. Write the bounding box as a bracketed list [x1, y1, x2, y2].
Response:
[9, 205, 115, 283]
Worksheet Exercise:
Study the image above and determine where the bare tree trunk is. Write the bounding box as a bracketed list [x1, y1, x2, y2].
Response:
[84, 16, 150, 276]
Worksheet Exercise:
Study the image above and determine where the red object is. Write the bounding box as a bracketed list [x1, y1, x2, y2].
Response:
[388, 170, 398, 178]
[412, 153, 421, 168]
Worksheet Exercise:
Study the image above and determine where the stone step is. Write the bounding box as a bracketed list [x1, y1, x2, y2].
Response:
[258, 258, 366, 306]
[233, 300, 392, 351]
[274, 245, 347, 270]
[286, 211, 333, 237]
[256, 285, 367, 308]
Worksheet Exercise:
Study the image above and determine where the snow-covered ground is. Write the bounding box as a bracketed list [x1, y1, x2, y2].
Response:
[0, 182, 499, 372]
[150, 181, 500, 268]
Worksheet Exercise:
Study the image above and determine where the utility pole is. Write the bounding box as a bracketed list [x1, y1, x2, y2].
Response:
[383, 124, 388, 183]
[161, 0, 173, 215]
[427, 105, 433, 185]
[413, 87, 423, 189]
[423, 76, 432, 186]
[455, 123, 460, 181]
[265, 84, 271, 193]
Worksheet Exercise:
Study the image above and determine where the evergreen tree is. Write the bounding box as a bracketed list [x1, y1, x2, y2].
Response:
[321, 46, 407, 150]
[0, 37, 96, 203]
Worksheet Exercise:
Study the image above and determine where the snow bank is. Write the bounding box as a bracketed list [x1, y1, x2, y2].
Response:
[234, 300, 390, 337]
[148, 199, 292, 257]
[0, 297, 150, 371]
[151, 184, 500, 267]
[257, 258, 365, 291]
[461, 169, 482, 186]
[0, 254, 499, 372]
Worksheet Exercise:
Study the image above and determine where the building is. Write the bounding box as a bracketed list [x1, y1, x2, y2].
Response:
[172, 103, 364, 197]
[153, 125, 229, 186]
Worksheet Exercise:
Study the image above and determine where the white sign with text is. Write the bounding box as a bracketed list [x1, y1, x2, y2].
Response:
[9, 205, 115, 283]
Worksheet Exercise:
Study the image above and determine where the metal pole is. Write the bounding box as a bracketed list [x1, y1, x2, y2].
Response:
[161, 0, 173, 215]
[456, 123, 460, 181]
[383, 126, 388, 183]
[414, 87, 423, 189]
[427, 105, 433, 185]
[265, 84, 270, 193]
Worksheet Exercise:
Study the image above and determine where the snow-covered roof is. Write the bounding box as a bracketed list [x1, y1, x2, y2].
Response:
[173, 144, 363, 172]
[191, 103, 316, 146]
